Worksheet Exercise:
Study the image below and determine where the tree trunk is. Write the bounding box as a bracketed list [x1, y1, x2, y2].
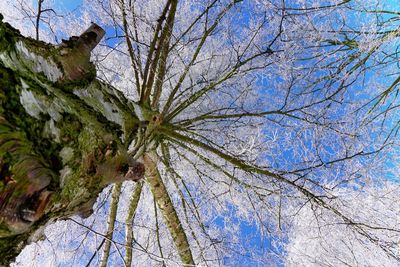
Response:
[143, 151, 195, 266]
[0, 15, 144, 266]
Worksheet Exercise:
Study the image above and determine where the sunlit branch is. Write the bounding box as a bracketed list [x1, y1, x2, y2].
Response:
[100, 183, 123, 267]
[166, 138, 276, 196]
[161, 143, 218, 232]
[154, 197, 167, 266]
[127, 1, 144, 74]
[124, 182, 143, 266]
[165, 47, 274, 121]
[160, 148, 215, 266]
[118, 0, 142, 96]
[151, 0, 178, 109]
[162, 0, 239, 115]
[282, 0, 352, 12]
[69, 217, 170, 261]
[140, 1, 171, 101]
[144, 151, 195, 266]
[169, 0, 218, 51]
[142, 0, 177, 104]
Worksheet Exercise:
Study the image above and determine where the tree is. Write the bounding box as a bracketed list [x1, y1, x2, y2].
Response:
[1, 0, 400, 266]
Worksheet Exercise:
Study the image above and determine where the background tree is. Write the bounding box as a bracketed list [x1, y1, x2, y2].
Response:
[0, 0, 400, 266]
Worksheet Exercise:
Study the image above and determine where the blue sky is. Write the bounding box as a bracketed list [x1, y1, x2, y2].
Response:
[60, 0, 82, 11]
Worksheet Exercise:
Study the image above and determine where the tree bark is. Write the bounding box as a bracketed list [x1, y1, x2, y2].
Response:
[144, 151, 195, 266]
[0, 14, 144, 266]
[124, 182, 143, 266]
[100, 183, 122, 267]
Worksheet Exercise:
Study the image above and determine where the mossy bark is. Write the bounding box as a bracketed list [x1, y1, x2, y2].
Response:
[0, 14, 143, 266]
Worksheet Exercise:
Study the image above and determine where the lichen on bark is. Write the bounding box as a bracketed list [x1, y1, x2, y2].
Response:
[0, 13, 144, 265]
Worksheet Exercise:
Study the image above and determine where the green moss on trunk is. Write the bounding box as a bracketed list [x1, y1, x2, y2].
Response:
[0, 14, 144, 266]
